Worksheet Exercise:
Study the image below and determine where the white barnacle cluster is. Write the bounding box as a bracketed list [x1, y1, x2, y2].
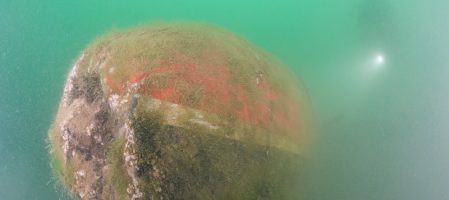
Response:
[62, 53, 85, 107]
[86, 123, 95, 137]
[123, 123, 143, 199]
[74, 169, 99, 199]
[60, 122, 71, 160]
[108, 94, 120, 110]
[108, 92, 130, 113]
[75, 170, 87, 198]
[59, 109, 75, 162]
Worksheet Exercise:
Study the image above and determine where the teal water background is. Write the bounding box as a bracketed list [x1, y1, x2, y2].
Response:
[1, 0, 449, 199]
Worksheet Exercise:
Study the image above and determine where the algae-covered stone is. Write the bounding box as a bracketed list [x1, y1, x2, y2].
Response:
[48, 23, 311, 200]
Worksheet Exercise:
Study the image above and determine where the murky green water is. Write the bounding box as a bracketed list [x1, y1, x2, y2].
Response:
[1, 0, 449, 199]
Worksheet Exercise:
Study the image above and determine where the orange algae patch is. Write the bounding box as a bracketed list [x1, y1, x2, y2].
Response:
[104, 51, 301, 132]
[150, 88, 177, 100]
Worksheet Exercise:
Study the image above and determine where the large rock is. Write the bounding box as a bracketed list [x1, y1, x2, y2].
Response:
[48, 23, 310, 200]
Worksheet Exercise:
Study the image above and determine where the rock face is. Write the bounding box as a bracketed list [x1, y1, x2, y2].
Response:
[48, 23, 310, 200]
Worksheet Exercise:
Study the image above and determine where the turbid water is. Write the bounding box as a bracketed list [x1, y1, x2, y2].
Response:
[1, 0, 449, 199]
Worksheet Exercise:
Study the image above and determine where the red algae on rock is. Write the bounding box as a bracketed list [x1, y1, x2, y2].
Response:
[48, 23, 311, 200]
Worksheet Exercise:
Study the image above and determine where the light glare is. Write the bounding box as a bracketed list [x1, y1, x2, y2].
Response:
[375, 54, 384, 65]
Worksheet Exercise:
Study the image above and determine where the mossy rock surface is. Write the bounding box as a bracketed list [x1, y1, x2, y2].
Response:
[48, 23, 310, 200]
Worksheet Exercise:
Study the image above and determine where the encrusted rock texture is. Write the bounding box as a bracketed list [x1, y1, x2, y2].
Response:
[48, 23, 310, 200]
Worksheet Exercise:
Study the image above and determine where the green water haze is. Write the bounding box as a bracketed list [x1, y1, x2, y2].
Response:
[1, 0, 449, 199]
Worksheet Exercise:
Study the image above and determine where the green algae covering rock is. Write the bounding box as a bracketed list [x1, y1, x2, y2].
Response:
[48, 23, 311, 200]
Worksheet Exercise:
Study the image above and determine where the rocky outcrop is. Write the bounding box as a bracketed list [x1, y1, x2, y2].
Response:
[48, 23, 310, 200]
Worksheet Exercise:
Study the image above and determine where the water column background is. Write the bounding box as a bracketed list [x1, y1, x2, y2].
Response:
[1, 0, 449, 199]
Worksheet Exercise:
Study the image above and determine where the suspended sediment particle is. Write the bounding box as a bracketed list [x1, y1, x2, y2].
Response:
[48, 23, 311, 200]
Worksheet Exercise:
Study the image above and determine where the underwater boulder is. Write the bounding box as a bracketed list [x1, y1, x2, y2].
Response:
[48, 23, 310, 200]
